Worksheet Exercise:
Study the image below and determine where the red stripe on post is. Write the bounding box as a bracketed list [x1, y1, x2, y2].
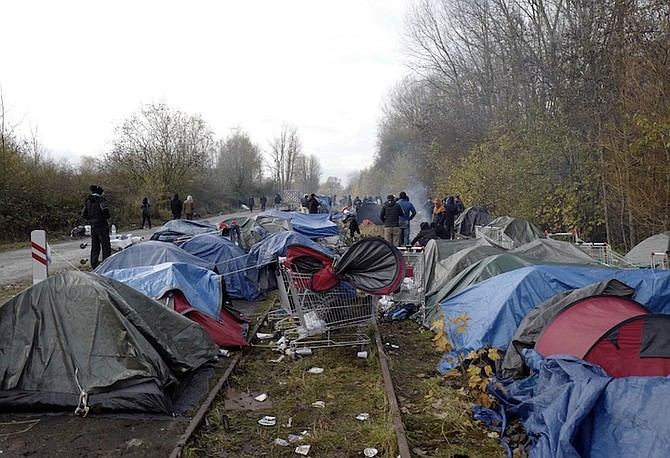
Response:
[31, 241, 47, 255]
[32, 252, 48, 266]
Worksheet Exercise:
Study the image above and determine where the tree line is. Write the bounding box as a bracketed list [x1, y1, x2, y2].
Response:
[0, 98, 327, 242]
[360, 0, 669, 251]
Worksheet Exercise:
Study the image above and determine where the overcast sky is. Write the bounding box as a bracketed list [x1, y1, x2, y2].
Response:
[1, 0, 411, 182]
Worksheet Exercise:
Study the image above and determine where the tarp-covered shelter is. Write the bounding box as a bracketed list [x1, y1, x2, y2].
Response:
[94, 240, 215, 275]
[624, 231, 670, 267]
[180, 233, 261, 301]
[486, 216, 544, 248]
[149, 219, 219, 243]
[0, 271, 218, 414]
[245, 232, 334, 292]
[258, 210, 339, 239]
[455, 206, 492, 237]
[436, 265, 670, 373]
[501, 279, 636, 379]
[510, 238, 598, 265]
[356, 202, 383, 225]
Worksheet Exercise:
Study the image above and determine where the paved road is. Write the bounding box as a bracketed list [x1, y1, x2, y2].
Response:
[0, 210, 259, 288]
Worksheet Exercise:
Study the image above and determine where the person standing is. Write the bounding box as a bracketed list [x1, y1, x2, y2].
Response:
[396, 191, 417, 246]
[274, 193, 282, 209]
[183, 195, 195, 220]
[300, 194, 309, 213]
[248, 196, 255, 213]
[455, 195, 465, 215]
[432, 198, 446, 226]
[444, 196, 459, 239]
[82, 184, 111, 269]
[171, 193, 182, 220]
[379, 194, 403, 246]
[260, 195, 267, 211]
[230, 220, 242, 246]
[140, 197, 152, 229]
[308, 194, 320, 214]
[343, 210, 360, 239]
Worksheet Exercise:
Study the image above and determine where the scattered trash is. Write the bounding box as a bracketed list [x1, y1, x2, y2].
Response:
[364, 447, 379, 457]
[293, 347, 313, 356]
[256, 332, 275, 339]
[307, 367, 324, 374]
[294, 444, 311, 455]
[356, 413, 370, 421]
[219, 349, 231, 357]
[288, 433, 304, 443]
[269, 355, 285, 363]
[79, 243, 87, 249]
[311, 400, 325, 408]
[255, 393, 268, 402]
[126, 438, 143, 447]
[284, 417, 293, 428]
[385, 343, 400, 349]
[258, 416, 276, 426]
[274, 438, 289, 447]
[357, 351, 368, 358]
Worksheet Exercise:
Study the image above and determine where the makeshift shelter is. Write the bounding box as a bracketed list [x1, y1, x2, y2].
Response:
[180, 233, 261, 301]
[485, 216, 544, 248]
[356, 202, 383, 225]
[455, 206, 492, 237]
[94, 240, 215, 275]
[0, 271, 218, 414]
[245, 232, 334, 292]
[258, 210, 340, 239]
[510, 238, 598, 265]
[624, 231, 670, 267]
[501, 279, 637, 379]
[149, 219, 219, 243]
[436, 265, 670, 373]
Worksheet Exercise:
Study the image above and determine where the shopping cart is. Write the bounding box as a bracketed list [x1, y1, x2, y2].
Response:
[379, 247, 426, 322]
[276, 261, 374, 352]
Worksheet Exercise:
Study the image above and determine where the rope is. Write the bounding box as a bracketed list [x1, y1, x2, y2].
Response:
[73, 368, 89, 417]
[48, 246, 83, 271]
[0, 419, 41, 437]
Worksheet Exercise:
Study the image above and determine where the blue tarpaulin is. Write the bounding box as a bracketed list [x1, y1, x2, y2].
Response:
[180, 233, 261, 301]
[94, 240, 215, 274]
[258, 210, 339, 238]
[438, 265, 670, 373]
[491, 351, 670, 458]
[102, 262, 223, 319]
[149, 219, 219, 243]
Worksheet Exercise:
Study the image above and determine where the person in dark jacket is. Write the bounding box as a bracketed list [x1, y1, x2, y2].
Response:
[82, 184, 111, 269]
[260, 195, 267, 211]
[171, 193, 182, 219]
[379, 194, 403, 246]
[140, 197, 152, 229]
[248, 196, 255, 213]
[396, 191, 417, 246]
[308, 194, 320, 214]
[274, 193, 282, 209]
[444, 196, 459, 239]
[343, 211, 360, 239]
[410, 222, 450, 246]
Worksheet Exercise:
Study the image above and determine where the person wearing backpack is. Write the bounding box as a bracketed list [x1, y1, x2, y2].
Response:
[82, 184, 111, 269]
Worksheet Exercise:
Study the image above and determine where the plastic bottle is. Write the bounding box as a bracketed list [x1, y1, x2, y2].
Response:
[111, 224, 116, 237]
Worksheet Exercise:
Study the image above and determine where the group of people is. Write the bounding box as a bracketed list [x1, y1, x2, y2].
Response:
[170, 193, 195, 220]
[300, 194, 321, 214]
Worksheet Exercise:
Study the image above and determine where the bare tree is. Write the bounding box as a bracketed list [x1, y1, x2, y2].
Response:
[106, 101, 214, 202]
[215, 127, 263, 200]
[268, 124, 302, 193]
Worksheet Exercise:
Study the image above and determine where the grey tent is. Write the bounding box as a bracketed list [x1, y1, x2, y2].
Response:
[499, 279, 636, 379]
[0, 271, 218, 414]
[487, 216, 545, 248]
[624, 231, 670, 267]
[455, 206, 492, 237]
[510, 238, 600, 265]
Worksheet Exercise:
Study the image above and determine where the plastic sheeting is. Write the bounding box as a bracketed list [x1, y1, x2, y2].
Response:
[492, 352, 670, 458]
[94, 240, 215, 274]
[437, 265, 670, 373]
[103, 262, 224, 320]
[455, 206, 492, 236]
[180, 233, 261, 301]
[0, 271, 218, 414]
[258, 210, 339, 238]
[487, 216, 545, 247]
[356, 202, 383, 225]
[149, 219, 219, 243]
[510, 238, 598, 265]
[624, 231, 670, 267]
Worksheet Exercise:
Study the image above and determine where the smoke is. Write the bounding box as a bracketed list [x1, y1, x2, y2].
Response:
[396, 182, 433, 242]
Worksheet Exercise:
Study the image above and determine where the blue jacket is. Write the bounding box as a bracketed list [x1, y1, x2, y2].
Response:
[397, 198, 416, 223]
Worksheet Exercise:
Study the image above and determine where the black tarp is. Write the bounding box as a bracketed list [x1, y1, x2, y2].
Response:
[333, 237, 405, 294]
[455, 206, 492, 236]
[356, 202, 383, 226]
[0, 271, 218, 414]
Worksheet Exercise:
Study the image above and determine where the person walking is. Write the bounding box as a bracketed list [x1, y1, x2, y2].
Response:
[343, 210, 360, 239]
[248, 196, 255, 213]
[82, 184, 111, 269]
[396, 191, 417, 246]
[274, 193, 282, 209]
[379, 194, 403, 246]
[183, 195, 195, 220]
[171, 193, 182, 220]
[140, 197, 152, 229]
[260, 195, 267, 212]
[307, 194, 320, 214]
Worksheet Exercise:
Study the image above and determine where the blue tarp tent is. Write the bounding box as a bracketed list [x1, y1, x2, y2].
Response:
[102, 262, 224, 320]
[244, 231, 335, 292]
[150, 219, 219, 243]
[95, 240, 215, 274]
[180, 233, 261, 301]
[492, 352, 670, 458]
[258, 210, 339, 238]
[437, 265, 670, 373]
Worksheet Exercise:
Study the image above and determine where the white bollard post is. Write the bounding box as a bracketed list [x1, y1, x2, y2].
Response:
[31, 230, 49, 284]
